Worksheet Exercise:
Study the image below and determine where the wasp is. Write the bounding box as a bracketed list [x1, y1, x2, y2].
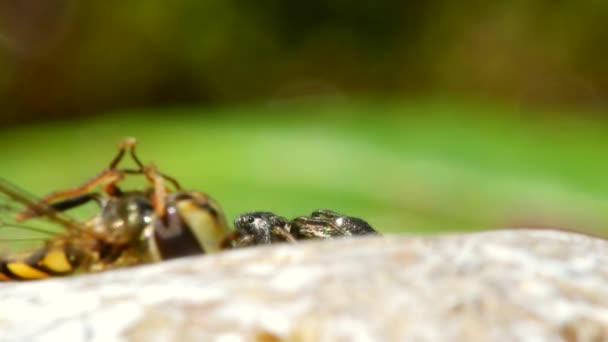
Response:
[233, 209, 379, 247]
[0, 138, 232, 281]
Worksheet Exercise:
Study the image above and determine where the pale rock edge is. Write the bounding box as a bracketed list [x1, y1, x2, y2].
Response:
[0, 229, 607, 341]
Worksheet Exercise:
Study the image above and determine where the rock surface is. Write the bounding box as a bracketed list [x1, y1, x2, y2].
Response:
[1, 230, 607, 341]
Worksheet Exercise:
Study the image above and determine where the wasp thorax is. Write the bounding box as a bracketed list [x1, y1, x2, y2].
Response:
[97, 192, 155, 245]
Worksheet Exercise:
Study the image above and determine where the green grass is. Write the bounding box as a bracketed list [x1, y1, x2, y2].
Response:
[1, 98, 607, 238]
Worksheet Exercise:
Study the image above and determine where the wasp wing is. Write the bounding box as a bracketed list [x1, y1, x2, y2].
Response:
[0, 178, 87, 253]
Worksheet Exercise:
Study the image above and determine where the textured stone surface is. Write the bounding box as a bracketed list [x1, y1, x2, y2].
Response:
[1, 230, 607, 341]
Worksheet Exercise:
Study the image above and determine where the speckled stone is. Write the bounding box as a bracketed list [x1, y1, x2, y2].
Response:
[1, 230, 607, 341]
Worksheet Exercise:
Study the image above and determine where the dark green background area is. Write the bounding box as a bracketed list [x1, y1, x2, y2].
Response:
[0, 1, 606, 121]
[2, 100, 607, 239]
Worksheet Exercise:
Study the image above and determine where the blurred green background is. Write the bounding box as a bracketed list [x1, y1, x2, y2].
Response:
[0, 1, 607, 237]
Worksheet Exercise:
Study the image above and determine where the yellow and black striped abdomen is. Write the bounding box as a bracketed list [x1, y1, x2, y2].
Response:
[0, 246, 79, 281]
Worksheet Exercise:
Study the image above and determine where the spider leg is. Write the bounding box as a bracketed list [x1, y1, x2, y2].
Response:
[310, 209, 341, 219]
[271, 226, 296, 242]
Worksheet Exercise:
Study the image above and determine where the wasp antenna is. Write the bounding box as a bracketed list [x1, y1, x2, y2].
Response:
[125, 139, 145, 171]
[110, 137, 137, 169]
[121, 137, 137, 148]
[119, 138, 180, 189]
[160, 172, 182, 190]
[109, 147, 126, 169]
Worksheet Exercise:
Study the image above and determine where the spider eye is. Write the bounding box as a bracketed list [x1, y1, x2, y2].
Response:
[246, 216, 255, 223]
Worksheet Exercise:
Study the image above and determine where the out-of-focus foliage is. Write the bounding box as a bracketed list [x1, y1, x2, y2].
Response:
[1, 101, 607, 237]
[0, 0, 606, 122]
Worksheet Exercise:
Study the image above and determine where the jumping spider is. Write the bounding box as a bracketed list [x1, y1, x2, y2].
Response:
[233, 212, 295, 247]
[233, 209, 379, 247]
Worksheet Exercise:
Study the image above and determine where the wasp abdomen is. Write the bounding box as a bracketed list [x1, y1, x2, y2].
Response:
[0, 246, 79, 281]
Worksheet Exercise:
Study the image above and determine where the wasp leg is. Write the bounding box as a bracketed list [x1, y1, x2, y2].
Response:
[15, 137, 163, 222]
[48, 193, 103, 212]
[42, 169, 123, 203]
[142, 164, 168, 218]
[16, 170, 124, 222]
[16, 137, 179, 223]
[33, 137, 139, 206]
[14, 138, 142, 222]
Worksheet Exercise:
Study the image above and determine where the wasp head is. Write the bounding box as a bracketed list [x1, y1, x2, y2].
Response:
[149, 191, 231, 260]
